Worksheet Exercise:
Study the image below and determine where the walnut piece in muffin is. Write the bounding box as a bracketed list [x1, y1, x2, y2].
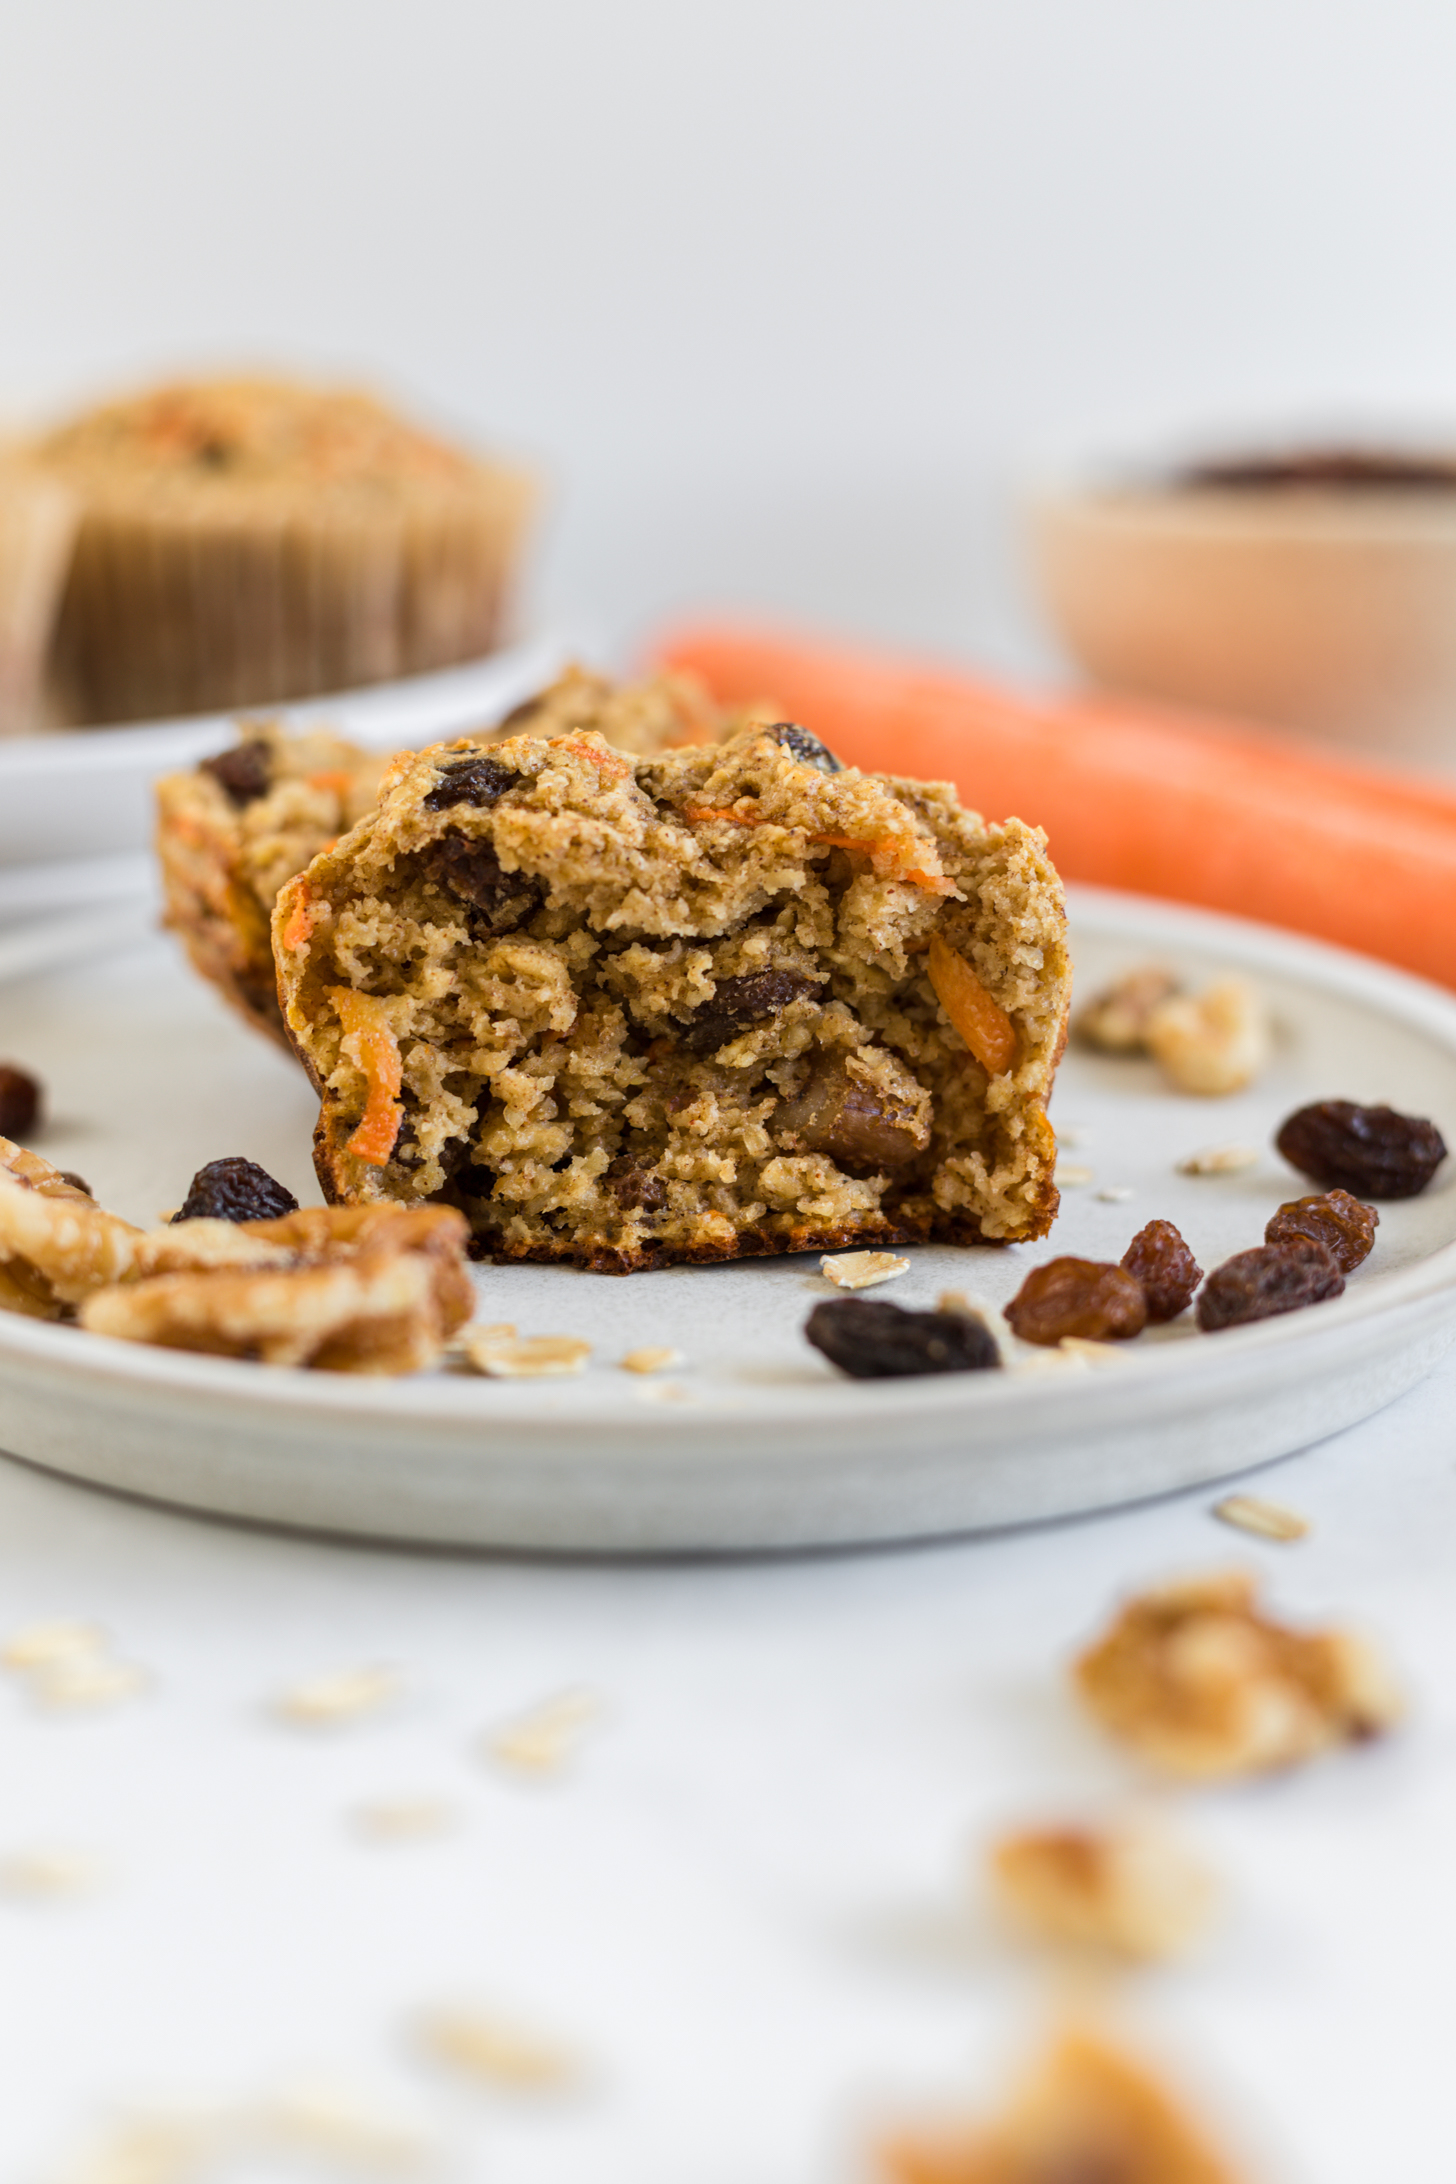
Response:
[275, 718, 1071, 1270]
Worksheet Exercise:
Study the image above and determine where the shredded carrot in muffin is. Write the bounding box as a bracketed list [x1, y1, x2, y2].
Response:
[280, 882, 315, 952]
[330, 988, 404, 1165]
[682, 804, 954, 894]
[555, 737, 633, 780]
[306, 769, 356, 796]
[928, 931, 1017, 1074]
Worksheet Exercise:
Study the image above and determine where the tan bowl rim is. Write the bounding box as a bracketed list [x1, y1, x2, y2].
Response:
[1030, 477, 1456, 545]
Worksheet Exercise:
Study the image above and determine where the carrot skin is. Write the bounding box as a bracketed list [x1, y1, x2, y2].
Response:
[658, 625, 1456, 988]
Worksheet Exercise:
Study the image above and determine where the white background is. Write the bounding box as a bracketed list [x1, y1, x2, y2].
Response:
[7, 1, 1456, 671]
[5, 7, 1456, 2176]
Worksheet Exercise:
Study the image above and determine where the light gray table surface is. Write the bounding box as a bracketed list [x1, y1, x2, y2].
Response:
[0, 1329, 1449, 2182]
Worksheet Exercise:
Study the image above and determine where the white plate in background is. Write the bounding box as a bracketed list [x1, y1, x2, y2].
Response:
[0, 633, 574, 869]
[0, 886, 1453, 1553]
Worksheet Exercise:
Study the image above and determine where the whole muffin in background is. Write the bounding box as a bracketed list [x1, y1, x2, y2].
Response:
[35, 376, 535, 724]
[0, 454, 77, 735]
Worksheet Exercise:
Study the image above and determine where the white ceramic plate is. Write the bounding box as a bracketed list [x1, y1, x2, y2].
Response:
[1, 886, 1454, 1552]
[0, 633, 573, 868]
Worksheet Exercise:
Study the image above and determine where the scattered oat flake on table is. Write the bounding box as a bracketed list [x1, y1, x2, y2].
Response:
[1178, 1144, 1260, 1175]
[418, 2009, 579, 2090]
[1, 1619, 108, 1671]
[1095, 1185, 1134, 1203]
[465, 1330, 591, 1378]
[635, 1380, 696, 1403]
[488, 1687, 599, 1775]
[49, 2115, 221, 2184]
[0, 1846, 105, 1898]
[29, 1656, 149, 1711]
[620, 1345, 681, 1374]
[1056, 1163, 1094, 1186]
[1213, 1493, 1310, 1542]
[265, 2080, 437, 2170]
[352, 1797, 455, 1841]
[277, 1665, 400, 1726]
[819, 1250, 910, 1291]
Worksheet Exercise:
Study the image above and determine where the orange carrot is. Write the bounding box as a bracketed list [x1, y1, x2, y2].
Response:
[279, 881, 314, 953]
[657, 624, 1456, 989]
[329, 988, 403, 1166]
[556, 736, 633, 780]
[927, 932, 1017, 1075]
[682, 803, 954, 895]
[306, 769, 356, 796]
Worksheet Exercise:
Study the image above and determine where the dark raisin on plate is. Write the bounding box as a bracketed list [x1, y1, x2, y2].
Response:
[805, 1297, 1000, 1379]
[1196, 1236, 1344, 1332]
[173, 1157, 299, 1224]
[1275, 1100, 1446, 1199]
[1120, 1218, 1203, 1323]
[202, 739, 272, 808]
[0, 1064, 42, 1139]
[1004, 1257, 1148, 1347]
[1265, 1189, 1378, 1274]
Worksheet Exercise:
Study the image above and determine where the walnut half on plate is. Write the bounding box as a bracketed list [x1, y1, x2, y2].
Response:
[0, 1140, 471, 1374]
[79, 1205, 473, 1373]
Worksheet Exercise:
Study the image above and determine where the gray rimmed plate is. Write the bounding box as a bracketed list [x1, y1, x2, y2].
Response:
[1, 886, 1453, 1552]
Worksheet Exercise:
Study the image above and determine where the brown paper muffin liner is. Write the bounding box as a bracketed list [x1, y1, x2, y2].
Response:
[0, 460, 78, 735]
[48, 468, 534, 724]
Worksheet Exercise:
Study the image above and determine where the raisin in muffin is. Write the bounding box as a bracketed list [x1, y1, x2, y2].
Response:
[275, 719, 1070, 1270]
[36, 376, 534, 723]
[157, 723, 388, 1045]
[156, 669, 730, 1045]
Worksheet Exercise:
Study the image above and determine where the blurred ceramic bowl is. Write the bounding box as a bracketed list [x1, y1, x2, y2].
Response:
[1028, 447, 1456, 760]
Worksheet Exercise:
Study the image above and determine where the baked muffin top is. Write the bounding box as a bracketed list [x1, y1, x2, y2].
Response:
[38, 376, 505, 513]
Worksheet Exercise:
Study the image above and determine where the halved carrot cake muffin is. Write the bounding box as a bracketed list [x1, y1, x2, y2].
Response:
[275, 721, 1070, 1270]
[157, 723, 388, 1045]
[156, 668, 732, 1046]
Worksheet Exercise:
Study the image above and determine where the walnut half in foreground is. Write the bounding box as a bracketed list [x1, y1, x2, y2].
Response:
[1074, 1569, 1401, 1780]
[275, 721, 1070, 1271]
[989, 1816, 1216, 1961]
[0, 1140, 471, 1373]
[881, 2026, 1243, 2184]
[79, 1205, 473, 1372]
